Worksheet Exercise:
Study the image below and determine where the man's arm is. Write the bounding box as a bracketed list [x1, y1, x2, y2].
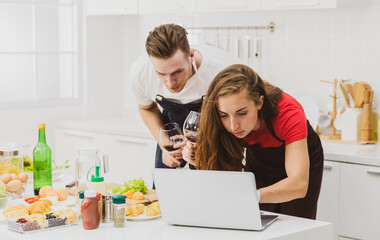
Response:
[138, 102, 163, 144]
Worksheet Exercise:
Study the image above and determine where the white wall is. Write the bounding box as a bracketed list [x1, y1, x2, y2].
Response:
[120, 1, 380, 119]
[86, 16, 124, 119]
[0, 105, 84, 159]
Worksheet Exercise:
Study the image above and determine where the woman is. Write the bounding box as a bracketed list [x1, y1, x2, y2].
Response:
[182, 64, 323, 219]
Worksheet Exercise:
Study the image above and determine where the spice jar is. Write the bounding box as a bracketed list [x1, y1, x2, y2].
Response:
[102, 194, 113, 223]
[78, 190, 85, 206]
[112, 195, 126, 227]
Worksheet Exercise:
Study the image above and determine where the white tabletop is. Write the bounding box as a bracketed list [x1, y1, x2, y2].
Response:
[0, 214, 332, 240]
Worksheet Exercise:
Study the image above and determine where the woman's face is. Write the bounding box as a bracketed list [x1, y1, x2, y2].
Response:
[217, 88, 263, 138]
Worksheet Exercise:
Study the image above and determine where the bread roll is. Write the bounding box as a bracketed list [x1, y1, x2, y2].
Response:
[3, 205, 29, 219]
[29, 200, 52, 214]
[126, 204, 145, 217]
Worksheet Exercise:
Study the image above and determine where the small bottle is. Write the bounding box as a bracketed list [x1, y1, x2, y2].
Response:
[87, 158, 106, 195]
[33, 123, 52, 196]
[112, 195, 126, 228]
[102, 194, 113, 223]
[81, 190, 101, 230]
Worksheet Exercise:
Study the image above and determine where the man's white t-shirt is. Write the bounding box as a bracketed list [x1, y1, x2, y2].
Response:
[129, 45, 236, 106]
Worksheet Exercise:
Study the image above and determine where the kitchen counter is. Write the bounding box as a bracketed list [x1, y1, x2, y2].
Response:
[56, 117, 152, 139]
[57, 118, 380, 166]
[322, 141, 380, 167]
[0, 214, 332, 240]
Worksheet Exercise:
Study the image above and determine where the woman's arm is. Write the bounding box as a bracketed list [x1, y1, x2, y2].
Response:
[259, 138, 310, 203]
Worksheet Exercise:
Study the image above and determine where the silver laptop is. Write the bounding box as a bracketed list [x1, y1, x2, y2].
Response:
[152, 169, 278, 231]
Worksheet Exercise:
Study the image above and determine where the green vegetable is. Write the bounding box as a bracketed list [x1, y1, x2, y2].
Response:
[109, 177, 147, 194]
[23, 156, 70, 172]
[52, 159, 70, 171]
[23, 155, 33, 172]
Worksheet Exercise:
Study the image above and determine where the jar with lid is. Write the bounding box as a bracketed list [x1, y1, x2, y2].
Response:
[81, 190, 101, 230]
[78, 190, 85, 206]
[112, 195, 126, 227]
[0, 149, 23, 175]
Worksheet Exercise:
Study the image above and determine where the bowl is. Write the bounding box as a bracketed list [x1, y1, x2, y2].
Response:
[0, 194, 10, 209]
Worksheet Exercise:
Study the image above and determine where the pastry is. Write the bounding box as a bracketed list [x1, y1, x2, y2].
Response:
[123, 190, 134, 199]
[125, 204, 145, 217]
[29, 200, 52, 214]
[131, 192, 144, 200]
[146, 202, 161, 216]
[3, 205, 29, 219]
[56, 188, 69, 201]
[25, 213, 46, 222]
[39, 186, 54, 198]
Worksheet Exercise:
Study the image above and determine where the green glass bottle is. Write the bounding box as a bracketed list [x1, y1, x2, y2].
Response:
[33, 123, 52, 195]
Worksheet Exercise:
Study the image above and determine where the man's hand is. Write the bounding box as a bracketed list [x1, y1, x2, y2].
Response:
[182, 140, 196, 166]
[162, 140, 186, 168]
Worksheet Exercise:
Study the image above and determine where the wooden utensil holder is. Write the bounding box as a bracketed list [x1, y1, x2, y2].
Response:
[360, 90, 374, 141]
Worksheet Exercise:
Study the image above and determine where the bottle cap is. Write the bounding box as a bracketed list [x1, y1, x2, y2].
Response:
[78, 190, 85, 199]
[84, 189, 97, 198]
[112, 195, 126, 204]
[38, 123, 45, 129]
[90, 175, 104, 182]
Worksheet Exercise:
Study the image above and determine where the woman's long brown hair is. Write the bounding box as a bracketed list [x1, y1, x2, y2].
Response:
[196, 64, 283, 171]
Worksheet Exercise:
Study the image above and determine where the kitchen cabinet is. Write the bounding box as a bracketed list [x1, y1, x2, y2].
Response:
[317, 161, 340, 239]
[197, 0, 261, 12]
[139, 0, 196, 14]
[339, 163, 380, 240]
[55, 126, 156, 188]
[262, 0, 369, 11]
[316, 159, 380, 240]
[87, 0, 138, 15]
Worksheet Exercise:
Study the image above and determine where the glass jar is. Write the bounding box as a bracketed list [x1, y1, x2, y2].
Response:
[0, 149, 23, 175]
[112, 195, 126, 228]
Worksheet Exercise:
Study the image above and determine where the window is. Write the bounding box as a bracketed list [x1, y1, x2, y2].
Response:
[0, 0, 82, 108]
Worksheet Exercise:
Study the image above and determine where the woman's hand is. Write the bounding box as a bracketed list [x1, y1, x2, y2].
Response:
[162, 141, 186, 168]
[182, 140, 196, 166]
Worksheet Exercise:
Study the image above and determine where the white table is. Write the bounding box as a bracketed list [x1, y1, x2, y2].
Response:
[0, 212, 332, 240]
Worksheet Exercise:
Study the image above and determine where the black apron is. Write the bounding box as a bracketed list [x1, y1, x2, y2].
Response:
[245, 119, 324, 220]
[155, 94, 202, 169]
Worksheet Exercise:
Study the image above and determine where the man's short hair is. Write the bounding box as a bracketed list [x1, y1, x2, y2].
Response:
[145, 24, 190, 59]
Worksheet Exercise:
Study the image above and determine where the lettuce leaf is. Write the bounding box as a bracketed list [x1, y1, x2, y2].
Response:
[108, 177, 147, 194]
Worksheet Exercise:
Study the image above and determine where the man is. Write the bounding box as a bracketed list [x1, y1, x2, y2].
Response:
[129, 23, 235, 169]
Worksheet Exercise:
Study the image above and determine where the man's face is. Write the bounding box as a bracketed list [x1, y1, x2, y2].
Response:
[150, 49, 193, 93]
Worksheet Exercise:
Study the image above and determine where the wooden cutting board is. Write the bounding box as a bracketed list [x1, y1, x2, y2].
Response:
[67, 182, 158, 206]
[126, 189, 158, 206]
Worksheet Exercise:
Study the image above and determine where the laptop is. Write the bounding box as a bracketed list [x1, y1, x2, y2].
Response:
[152, 169, 278, 231]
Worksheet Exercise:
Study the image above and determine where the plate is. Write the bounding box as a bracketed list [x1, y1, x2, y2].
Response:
[14, 195, 76, 207]
[126, 212, 161, 221]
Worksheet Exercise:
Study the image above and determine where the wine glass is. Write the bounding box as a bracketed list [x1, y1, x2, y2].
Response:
[160, 122, 185, 169]
[183, 111, 201, 168]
